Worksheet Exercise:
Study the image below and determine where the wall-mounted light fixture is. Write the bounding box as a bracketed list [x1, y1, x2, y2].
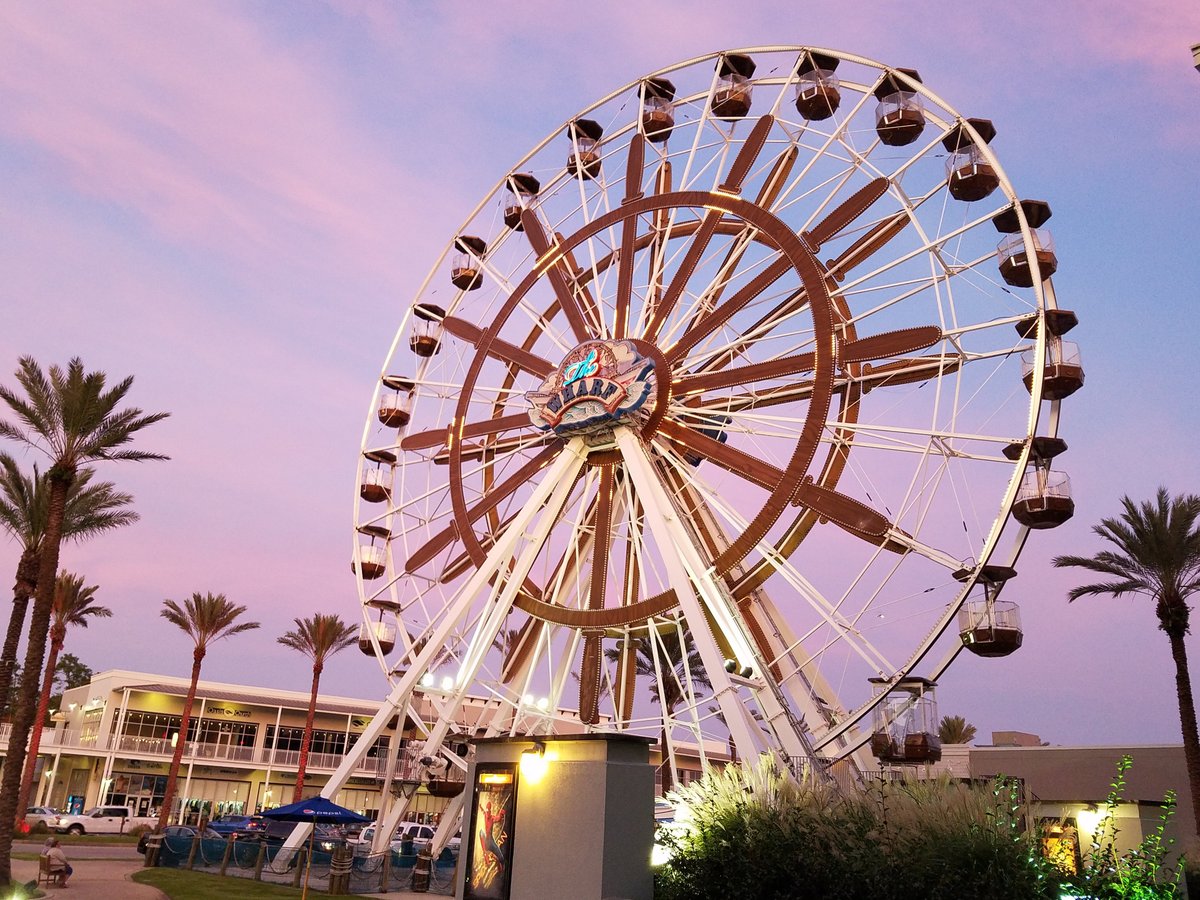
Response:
[520, 740, 549, 784]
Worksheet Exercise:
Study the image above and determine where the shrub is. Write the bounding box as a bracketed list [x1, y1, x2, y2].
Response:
[654, 757, 1063, 900]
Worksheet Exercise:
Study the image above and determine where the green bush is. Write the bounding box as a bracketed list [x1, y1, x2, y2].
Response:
[654, 758, 1063, 900]
[655, 756, 1182, 900]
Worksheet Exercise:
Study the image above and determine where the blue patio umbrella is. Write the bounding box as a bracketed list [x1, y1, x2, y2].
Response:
[262, 797, 369, 899]
[261, 796, 370, 825]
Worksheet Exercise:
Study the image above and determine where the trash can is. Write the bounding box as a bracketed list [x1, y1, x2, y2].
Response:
[411, 847, 434, 893]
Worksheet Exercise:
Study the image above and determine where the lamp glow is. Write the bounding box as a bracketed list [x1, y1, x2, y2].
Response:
[440, 676, 454, 691]
[1075, 804, 1105, 834]
[519, 741, 549, 784]
[420, 672, 435, 688]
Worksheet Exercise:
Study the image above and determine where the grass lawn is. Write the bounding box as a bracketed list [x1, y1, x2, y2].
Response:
[24, 830, 140, 846]
[132, 869, 330, 898]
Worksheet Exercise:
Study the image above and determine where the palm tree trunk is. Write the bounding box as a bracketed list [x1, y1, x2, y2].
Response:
[16, 634, 63, 818]
[1167, 631, 1200, 837]
[0, 470, 69, 885]
[293, 663, 322, 803]
[157, 649, 205, 831]
[0, 549, 38, 721]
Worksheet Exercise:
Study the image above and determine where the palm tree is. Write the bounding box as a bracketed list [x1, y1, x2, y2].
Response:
[277, 614, 357, 802]
[938, 714, 978, 744]
[0, 357, 166, 883]
[17, 573, 111, 814]
[604, 630, 711, 791]
[1054, 488, 1200, 836]
[0, 457, 135, 720]
[158, 593, 259, 829]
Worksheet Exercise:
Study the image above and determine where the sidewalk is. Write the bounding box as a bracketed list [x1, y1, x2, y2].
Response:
[11, 856, 167, 899]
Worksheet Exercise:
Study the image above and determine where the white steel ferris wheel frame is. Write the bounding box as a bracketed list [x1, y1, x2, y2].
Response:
[320, 45, 1073, 849]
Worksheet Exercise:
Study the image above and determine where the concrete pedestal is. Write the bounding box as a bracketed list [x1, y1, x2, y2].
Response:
[455, 734, 654, 900]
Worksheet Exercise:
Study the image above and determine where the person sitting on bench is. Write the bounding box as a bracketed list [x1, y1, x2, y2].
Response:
[45, 837, 72, 887]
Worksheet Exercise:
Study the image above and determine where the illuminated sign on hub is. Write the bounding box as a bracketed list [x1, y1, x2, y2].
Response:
[527, 340, 656, 437]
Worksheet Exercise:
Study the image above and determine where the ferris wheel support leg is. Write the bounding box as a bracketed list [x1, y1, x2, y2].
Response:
[408, 440, 589, 776]
[302, 440, 589, 852]
[614, 427, 773, 763]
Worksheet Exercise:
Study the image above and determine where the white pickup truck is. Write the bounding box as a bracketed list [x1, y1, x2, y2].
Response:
[54, 805, 156, 835]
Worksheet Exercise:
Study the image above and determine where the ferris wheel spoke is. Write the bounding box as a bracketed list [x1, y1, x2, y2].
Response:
[404, 442, 562, 573]
[670, 143, 800, 346]
[440, 316, 555, 379]
[675, 326, 942, 397]
[613, 134, 647, 340]
[827, 210, 912, 283]
[667, 175, 886, 364]
[400, 412, 534, 453]
[657, 419, 783, 493]
[802, 177, 890, 252]
[642, 115, 775, 341]
[519, 209, 595, 342]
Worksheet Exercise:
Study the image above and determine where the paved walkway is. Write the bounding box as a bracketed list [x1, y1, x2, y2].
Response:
[11, 855, 166, 899]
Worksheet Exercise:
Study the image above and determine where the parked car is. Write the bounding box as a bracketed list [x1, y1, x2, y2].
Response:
[137, 824, 222, 854]
[208, 814, 253, 836]
[237, 817, 345, 852]
[23, 807, 59, 828]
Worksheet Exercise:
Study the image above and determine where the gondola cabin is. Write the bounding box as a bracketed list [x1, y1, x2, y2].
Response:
[503, 173, 541, 231]
[794, 52, 841, 121]
[360, 449, 396, 504]
[450, 236, 486, 291]
[378, 376, 415, 428]
[640, 77, 676, 142]
[1012, 468, 1075, 529]
[712, 53, 756, 120]
[1021, 341, 1084, 401]
[410, 304, 446, 358]
[566, 119, 604, 180]
[994, 200, 1058, 287]
[874, 68, 924, 146]
[869, 677, 941, 765]
[944, 119, 999, 202]
[958, 599, 1023, 657]
[359, 619, 397, 656]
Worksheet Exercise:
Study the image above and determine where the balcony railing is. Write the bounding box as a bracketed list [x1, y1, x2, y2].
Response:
[0, 724, 396, 777]
[100, 733, 393, 774]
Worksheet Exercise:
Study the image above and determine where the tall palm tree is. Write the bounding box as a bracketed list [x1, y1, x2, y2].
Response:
[277, 614, 357, 802]
[1054, 488, 1200, 836]
[0, 357, 166, 884]
[938, 714, 978, 744]
[0, 457, 136, 720]
[604, 630, 711, 792]
[17, 572, 111, 814]
[158, 593, 259, 829]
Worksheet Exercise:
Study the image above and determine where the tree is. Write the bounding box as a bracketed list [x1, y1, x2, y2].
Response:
[0, 356, 166, 885]
[1053, 488, 1200, 837]
[17, 572, 111, 815]
[0, 456, 135, 720]
[277, 614, 357, 802]
[604, 630, 711, 792]
[158, 593, 259, 829]
[938, 714, 978, 744]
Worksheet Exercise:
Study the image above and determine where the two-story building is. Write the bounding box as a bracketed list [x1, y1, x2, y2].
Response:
[1, 669, 495, 824]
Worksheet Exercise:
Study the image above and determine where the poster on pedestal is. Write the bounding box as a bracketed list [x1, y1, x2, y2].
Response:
[463, 765, 518, 900]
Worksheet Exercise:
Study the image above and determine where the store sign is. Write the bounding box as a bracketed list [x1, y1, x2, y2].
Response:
[526, 340, 656, 436]
[207, 706, 251, 718]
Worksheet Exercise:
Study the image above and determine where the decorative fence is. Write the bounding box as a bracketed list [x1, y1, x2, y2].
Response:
[153, 833, 458, 895]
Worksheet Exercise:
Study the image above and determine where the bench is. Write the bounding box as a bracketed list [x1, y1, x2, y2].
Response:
[38, 855, 60, 888]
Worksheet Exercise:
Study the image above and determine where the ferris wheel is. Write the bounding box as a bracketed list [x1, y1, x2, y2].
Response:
[344, 46, 1082, 794]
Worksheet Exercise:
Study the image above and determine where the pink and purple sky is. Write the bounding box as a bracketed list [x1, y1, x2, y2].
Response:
[1, 1, 1198, 747]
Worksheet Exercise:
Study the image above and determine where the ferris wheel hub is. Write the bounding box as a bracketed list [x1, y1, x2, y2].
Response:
[525, 339, 669, 449]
